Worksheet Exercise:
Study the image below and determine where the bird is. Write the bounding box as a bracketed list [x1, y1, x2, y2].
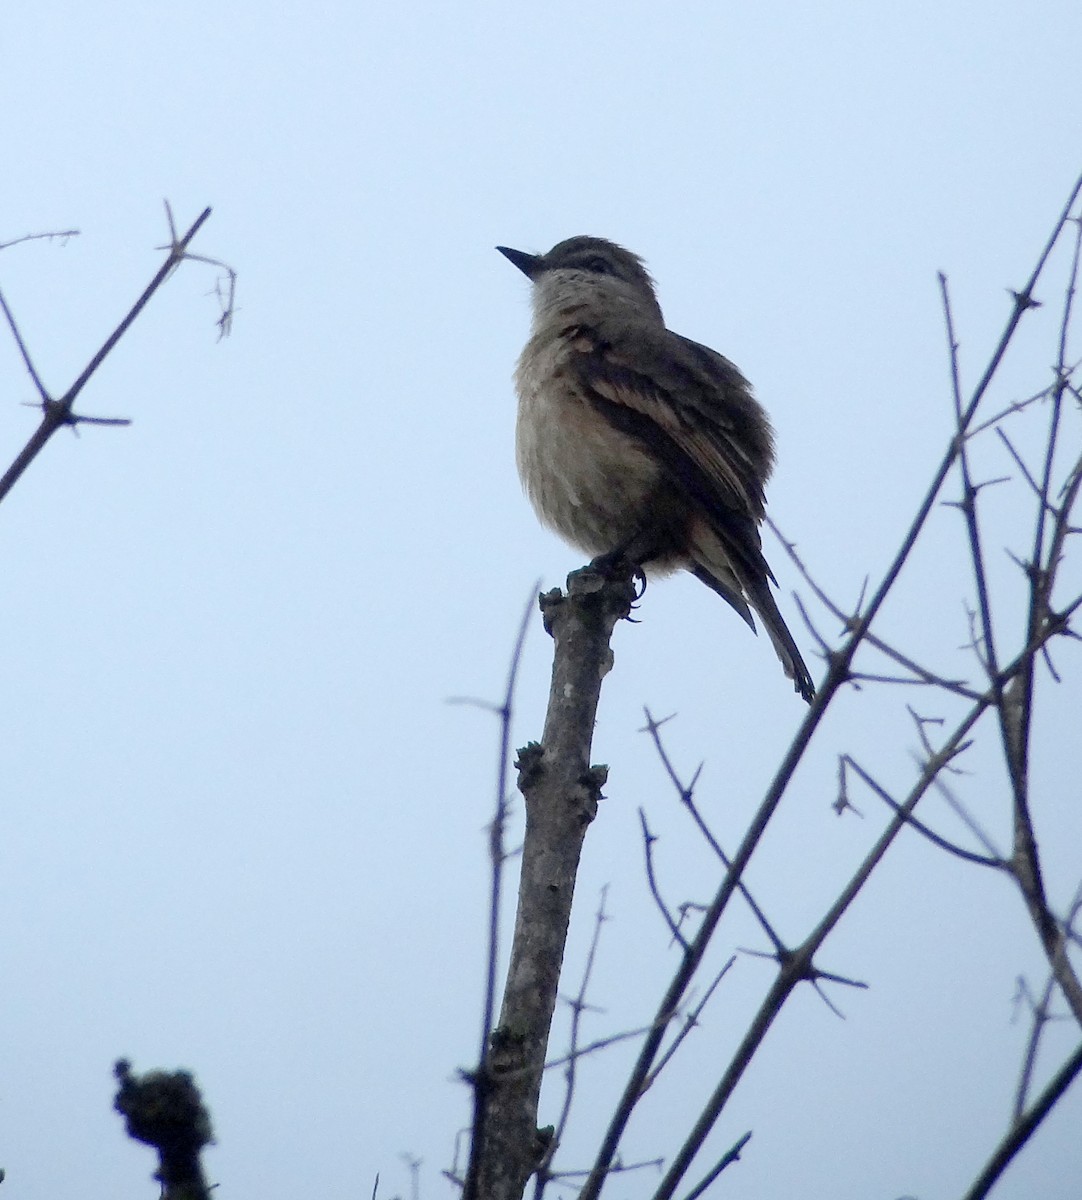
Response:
[497, 235, 815, 703]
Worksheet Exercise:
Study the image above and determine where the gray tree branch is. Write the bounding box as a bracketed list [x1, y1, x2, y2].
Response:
[465, 563, 635, 1200]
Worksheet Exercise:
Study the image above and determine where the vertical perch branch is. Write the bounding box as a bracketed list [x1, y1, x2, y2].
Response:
[466, 563, 635, 1200]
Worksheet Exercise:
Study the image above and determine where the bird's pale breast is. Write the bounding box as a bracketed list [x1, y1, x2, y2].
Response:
[514, 331, 664, 557]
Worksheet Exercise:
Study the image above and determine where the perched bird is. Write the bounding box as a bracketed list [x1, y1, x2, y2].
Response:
[497, 235, 815, 703]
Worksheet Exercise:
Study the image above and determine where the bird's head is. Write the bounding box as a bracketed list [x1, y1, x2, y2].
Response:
[497, 236, 664, 324]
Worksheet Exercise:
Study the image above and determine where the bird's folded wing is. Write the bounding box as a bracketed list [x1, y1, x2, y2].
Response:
[563, 319, 777, 584]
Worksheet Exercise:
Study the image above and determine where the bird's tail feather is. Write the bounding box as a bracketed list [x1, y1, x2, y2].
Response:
[691, 536, 815, 703]
[748, 580, 816, 703]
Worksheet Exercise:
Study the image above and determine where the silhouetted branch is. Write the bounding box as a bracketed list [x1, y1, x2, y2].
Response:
[456, 582, 539, 1200]
[841, 755, 1004, 868]
[638, 810, 690, 951]
[648, 699, 987, 1200]
[0, 228, 79, 252]
[960, 1040, 1082, 1200]
[679, 1131, 752, 1200]
[640, 708, 785, 955]
[535, 889, 611, 1200]
[113, 1060, 214, 1200]
[0, 205, 219, 505]
[644, 957, 736, 1090]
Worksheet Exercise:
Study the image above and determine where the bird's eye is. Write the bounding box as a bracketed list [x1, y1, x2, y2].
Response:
[582, 255, 612, 276]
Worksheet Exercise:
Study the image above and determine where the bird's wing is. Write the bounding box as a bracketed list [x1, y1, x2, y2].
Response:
[563, 318, 816, 703]
[563, 318, 776, 580]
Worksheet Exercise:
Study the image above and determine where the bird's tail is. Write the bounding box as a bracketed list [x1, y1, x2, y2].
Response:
[690, 525, 815, 703]
[749, 579, 816, 703]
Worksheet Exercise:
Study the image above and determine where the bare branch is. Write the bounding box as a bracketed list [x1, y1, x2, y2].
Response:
[772, 524, 982, 701]
[466, 563, 636, 1200]
[0, 287, 51, 402]
[461, 582, 540, 1200]
[0, 206, 215, 505]
[960, 1040, 1082, 1200]
[535, 888, 612, 1200]
[940, 272, 1001, 689]
[679, 1131, 752, 1200]
[0, 227, 79, 252]
[640, 708, 786, 954]
[644, 957, 736, 1090]
[843, 754, 1003, 868]
[638, 810, 690, 951]
[646, 699, 989, 1200]
[996, 427, 1051, 504]
[1012, 973, 1059, 1121]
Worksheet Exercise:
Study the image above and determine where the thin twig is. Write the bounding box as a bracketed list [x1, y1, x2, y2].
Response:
[640, 709, 786, 954]
[462, 582, 538, 1200]
[680, 1132, 752, 1200]
[648, 699, 989, 1200]
[534, 889, 611, 1200]
[638, 810, 690, 951]
[775, 533, 982, 701]
[940, 272, 1000, 687]
[1012, 973, 1059, 1122]
[0, 206, 214, 505]
[644, 958, 736, 1090]
[960, 1040, 1082, 1200]
[0, 288, 51, 401]
[0, 228, 79, 252]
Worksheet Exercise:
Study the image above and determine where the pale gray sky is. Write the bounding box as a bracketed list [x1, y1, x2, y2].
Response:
[1, 2, 1081, 1198]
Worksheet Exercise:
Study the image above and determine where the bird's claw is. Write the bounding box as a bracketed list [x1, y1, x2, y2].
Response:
[586, 552, 647, 619]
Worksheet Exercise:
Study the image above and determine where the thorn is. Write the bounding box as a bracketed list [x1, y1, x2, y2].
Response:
[1009, 288, 1042, 311]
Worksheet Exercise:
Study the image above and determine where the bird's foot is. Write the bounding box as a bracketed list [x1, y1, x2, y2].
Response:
[586, 552, 647, 612]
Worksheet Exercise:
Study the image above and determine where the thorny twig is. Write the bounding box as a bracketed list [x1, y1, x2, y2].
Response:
[0, 205, 228, 505]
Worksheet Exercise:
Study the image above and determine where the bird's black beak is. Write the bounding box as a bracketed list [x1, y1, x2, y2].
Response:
[496, 245, 543, 279]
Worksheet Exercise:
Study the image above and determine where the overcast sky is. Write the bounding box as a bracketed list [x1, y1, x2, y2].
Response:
[2, 3, 1081, 1198]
